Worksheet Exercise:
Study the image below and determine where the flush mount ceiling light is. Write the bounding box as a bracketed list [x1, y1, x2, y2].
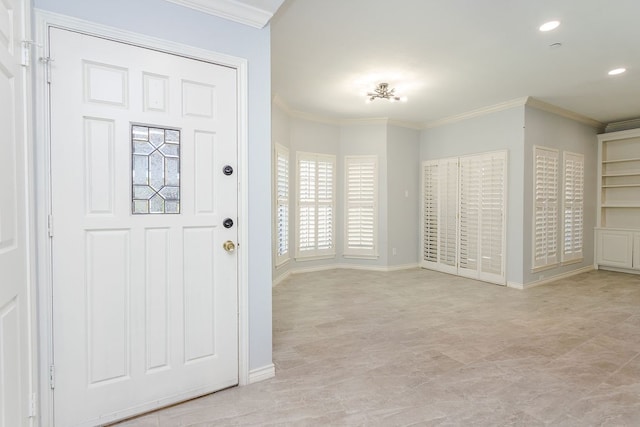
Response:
[608, 68, 626, 76]
[366, 82, 407, 103]
[539, 20, 560, 32]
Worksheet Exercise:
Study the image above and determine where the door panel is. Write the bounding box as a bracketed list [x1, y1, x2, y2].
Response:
[0, 1, 31, 426]
[49, 28, 239, 426]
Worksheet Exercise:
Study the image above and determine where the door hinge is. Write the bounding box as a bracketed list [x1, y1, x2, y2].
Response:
[49, 365, 55, 389]
[47, 214, 53, 238]
[41, 56, 54, 83]
[21, 40, 41, 67]
[28, 392, 37, 418]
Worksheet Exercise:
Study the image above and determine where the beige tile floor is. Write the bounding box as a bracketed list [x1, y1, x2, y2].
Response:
[116, 268, 640, 426]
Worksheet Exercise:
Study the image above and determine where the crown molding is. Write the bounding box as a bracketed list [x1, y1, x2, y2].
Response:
[163, 0, 278, 29]
[273, 96, 422, 129]
[525, 97, 604, 130]
[423, 97, 529, 129]
[423, 96, 603, 130]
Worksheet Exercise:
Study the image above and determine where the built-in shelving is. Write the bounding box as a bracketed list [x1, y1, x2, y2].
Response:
[596, 128, 640, 273]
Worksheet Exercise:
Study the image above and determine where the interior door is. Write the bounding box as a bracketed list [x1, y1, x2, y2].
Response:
[0, 1, 32, 426]
[49, 28, 239, 426]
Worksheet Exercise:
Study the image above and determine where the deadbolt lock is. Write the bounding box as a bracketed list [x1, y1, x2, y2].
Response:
[223, 240, 236, 252]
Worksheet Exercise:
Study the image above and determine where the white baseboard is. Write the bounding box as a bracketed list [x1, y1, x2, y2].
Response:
[248, 364, 275, 384]
[508, 265, 595, 290]
[272, 263, 419, 287]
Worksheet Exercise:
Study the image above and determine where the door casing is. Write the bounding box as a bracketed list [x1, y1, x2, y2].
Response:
[32, 10, 250, 426]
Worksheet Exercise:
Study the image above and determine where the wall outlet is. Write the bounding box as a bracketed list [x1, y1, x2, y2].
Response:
[392, 248, 397, 256]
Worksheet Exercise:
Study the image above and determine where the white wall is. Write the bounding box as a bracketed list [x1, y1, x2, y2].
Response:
[420, 106, 526, 284]
[387, 125, 420, 266]
[34, 0, 273, 371]
[523, 106, 599, 285]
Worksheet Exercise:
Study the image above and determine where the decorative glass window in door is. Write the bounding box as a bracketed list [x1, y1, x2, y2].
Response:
[132, 125, 180, 214]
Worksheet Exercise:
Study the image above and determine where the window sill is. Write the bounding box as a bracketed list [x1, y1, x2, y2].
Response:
[343, 254, 379, 260]
[561, 258, 583, 266]
[294, 254, 336, 262]
[275, 258, 290, 269]
[531, 263, 559, 274]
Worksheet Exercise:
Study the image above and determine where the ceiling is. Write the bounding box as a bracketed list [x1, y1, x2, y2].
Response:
[271, 0, 640, 127]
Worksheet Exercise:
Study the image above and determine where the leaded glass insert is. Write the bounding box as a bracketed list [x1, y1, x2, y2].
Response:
[132, 125, 180, 214]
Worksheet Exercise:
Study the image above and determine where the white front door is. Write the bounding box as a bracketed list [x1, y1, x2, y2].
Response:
[49, 28, 239, 426]
[0, 0, 33, 426]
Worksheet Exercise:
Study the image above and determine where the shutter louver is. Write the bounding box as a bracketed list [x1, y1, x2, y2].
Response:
[479, 152, 506, 280]
[296, 152, 336, 259]
[459, 156, 480, 274]
[562, 152, 584, 262]
[275, 145, 290, 264]
[533, 146, 559, 269]
[438, 158, 458, 274]
[345, 156, 377, 257]
[422, 151, 507, 285]
[422, 161, 438, 266]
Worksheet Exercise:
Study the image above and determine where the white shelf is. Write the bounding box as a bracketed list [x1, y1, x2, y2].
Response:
[602, 172, 640, 177]
[602, 204, 640, 208]
[602, 157, 640, 164]
[602, 184, 640, 188]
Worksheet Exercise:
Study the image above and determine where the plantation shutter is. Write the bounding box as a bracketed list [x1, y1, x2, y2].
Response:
[345, 156, 378, 258]
[479, 151, 506, 282]
[533, 146, 559, 269]
[275, 144, 289, 265]
[422, 161, 439, 267]
[458, 155, 481, 277]
[422, 151, 507, 285]
[296, 152, 336, 259]
[317, 158, 334, 251]
[562, 152, 584, 263]
[438, 158, 458, 274]
[458, 151, 507, 283]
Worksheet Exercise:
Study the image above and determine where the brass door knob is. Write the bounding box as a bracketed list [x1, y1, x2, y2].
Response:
[223, 240, 236, 252]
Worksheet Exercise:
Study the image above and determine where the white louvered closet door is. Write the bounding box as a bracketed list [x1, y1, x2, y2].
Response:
[422, 151, 507, 285]
[458, 155, 481, 278]
[438, 158, 459, 274]
[458, 151, 507, 284]
[422, 161, 439, 268]
[479, 152, 507, 283]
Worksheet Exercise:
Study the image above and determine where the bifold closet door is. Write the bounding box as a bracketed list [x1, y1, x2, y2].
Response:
[422, 151, 507, 285]
[459, 151, 506, 284]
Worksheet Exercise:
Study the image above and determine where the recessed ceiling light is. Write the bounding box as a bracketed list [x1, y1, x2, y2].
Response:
[539, 21, 560, 32]
[608, 68, 626, 76]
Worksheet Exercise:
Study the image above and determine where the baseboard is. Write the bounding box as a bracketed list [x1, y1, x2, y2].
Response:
[272, 270, 292, 287]
[272, 263, 420, 286]
[248, 364, 275, 384]
[508, 265, 595, 290]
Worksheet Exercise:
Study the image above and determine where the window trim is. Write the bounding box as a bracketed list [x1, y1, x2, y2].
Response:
[344, 155, 379, 259]
[273, 143, 290, 267]
[532, 145, 560, 272]
[295, 151, 336, 260]
[561, 151, 584, 264]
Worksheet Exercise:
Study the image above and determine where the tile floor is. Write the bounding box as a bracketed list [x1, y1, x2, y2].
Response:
[116, 268, 640, 426]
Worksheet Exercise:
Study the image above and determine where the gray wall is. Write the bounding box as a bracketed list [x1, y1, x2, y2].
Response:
[34, 0, 273, 371]
[523, 106, 599, 284]
[271, 112, 421, 279]
[420, 106, 526, 284]
[339, 123, 389, 267]
[288, 117, 341, 271]
[387, 125, 420, 266]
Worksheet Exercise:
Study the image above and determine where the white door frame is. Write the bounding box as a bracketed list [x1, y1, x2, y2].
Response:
[33, 10, 250, 426]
